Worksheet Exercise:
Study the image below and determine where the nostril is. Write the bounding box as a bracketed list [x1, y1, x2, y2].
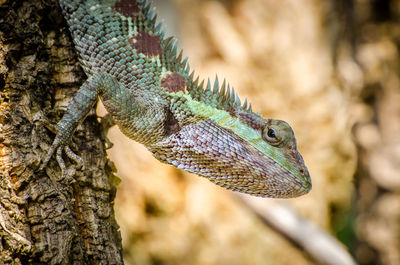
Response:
[300, 169, 304, 174]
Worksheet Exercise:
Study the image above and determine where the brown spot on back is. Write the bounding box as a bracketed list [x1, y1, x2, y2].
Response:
[164, 108, 181, 136]
[161, 73, 186, 92]
[129, 31, 162, 57]
[114, 0, 140, 17]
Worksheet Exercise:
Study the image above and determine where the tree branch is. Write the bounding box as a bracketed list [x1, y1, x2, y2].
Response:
[235, 194, 357, 265]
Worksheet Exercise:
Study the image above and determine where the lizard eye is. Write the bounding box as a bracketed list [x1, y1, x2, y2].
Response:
[267, 128, 276, 138]
[262, 126, 282, 146]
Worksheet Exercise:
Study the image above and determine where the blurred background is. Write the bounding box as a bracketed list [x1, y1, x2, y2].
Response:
[99, 0, 400, 264]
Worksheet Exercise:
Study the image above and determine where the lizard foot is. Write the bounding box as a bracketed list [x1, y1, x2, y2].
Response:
[100, 113, 116, 149]
[39, 139, 83, 180]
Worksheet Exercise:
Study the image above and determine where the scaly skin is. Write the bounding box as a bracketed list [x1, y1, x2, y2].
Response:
[41, 0, 312, 198]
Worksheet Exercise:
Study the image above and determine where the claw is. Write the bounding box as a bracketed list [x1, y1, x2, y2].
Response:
[65, 146, 84, 169]
[56, 147, 67, 178]
[39, 138, 61, 172]
[100, 113, 116, 149]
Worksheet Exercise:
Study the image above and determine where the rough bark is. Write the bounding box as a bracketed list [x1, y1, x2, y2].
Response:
[0, 0, 123, 264]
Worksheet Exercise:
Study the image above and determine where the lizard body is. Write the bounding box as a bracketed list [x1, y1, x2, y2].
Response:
[41, 0, 312, 198]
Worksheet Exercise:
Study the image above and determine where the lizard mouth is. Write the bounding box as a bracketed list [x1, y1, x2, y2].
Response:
[221, 139, 312, 198]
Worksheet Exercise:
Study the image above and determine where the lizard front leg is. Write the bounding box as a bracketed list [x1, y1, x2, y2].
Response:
[40, 73, 109, 176]
[40, 73, 163, 177]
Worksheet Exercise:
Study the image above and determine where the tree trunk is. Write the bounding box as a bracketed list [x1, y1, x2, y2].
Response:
[0, 0, 123, 264]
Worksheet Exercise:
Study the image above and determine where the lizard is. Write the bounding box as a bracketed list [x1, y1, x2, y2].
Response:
[40, 0, 312, 198]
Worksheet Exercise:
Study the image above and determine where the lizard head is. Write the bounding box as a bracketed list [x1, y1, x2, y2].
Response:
[150, 106, 311, 198]
[257, 118, 312, 197]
